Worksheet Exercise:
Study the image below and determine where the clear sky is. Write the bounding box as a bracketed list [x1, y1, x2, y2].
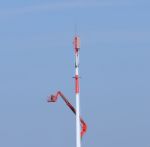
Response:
[0, 0, 150, 147]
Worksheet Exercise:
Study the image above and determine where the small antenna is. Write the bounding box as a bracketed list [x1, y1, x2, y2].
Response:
[74, 23, 78, 36]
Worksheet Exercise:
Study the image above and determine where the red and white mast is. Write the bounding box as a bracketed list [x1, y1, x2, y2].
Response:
[74, 36, 81, 147]
[47, 36, 87, 146]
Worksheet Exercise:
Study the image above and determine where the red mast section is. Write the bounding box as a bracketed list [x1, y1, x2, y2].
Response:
[74, 36, 80, 94]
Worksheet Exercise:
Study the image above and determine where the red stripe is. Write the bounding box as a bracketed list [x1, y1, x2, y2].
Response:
[74, 37, 79, 54]
[75, 75, 79, 93]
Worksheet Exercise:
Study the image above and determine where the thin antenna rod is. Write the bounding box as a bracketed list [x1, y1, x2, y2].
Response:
[74, 24, 78, 36]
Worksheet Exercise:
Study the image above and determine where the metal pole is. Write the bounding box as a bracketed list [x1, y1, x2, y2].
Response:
[74, 36, 81, 147]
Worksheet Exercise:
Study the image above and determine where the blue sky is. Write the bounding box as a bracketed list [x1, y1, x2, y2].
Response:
[0, 0, 150, 147]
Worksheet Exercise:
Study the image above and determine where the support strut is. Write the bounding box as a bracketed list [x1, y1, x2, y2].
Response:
[47, 91, 87, 138]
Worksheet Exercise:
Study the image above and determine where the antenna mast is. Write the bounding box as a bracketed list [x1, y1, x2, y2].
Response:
[47, 36, 87, 147]
[74, 36, 81, 147]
